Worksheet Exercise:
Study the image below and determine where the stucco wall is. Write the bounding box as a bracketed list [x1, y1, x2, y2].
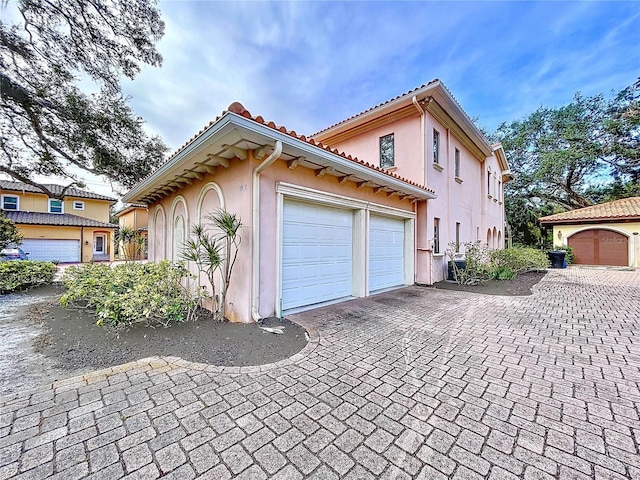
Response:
[147, 159, 254, 324]
[324, 111, 506, 283]
[0, 190, 111, 223]
[258, 155, 417, 318]
[553, 223, 640, 267]
[119, 208, 148, 230]
[18, 225, 114, 262]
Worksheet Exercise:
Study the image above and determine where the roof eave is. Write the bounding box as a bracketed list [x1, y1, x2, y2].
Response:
[123, 113, 436, 204]
[313, 81, 493, 157]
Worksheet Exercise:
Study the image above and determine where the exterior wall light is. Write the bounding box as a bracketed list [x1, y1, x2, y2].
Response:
[557, 230, 563, 240]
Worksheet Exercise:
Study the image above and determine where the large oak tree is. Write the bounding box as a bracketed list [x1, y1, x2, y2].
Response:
[0, 0, 168, 198]
[493, 80, 640, 245]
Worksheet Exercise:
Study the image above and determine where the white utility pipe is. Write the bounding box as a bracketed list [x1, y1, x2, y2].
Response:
[251, 140, 283, 322]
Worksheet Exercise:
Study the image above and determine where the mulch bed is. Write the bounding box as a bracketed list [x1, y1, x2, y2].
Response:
[31, 285, 308, 371]
[434, 270, 547, 296]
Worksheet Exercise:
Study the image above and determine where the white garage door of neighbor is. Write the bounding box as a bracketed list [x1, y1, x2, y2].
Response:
[369, 215, 405, 291]
[282, 200, 353, 310]
[22, 239, 81, 263]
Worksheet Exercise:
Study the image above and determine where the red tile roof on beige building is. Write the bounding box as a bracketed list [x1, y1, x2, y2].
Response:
[539, 197, 640, 224]
[132, 103, 435, 196]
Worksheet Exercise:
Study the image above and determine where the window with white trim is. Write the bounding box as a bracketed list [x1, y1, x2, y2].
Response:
[48, 198, 63, 214]
[433, 129, 440, 164]
[455, 222, 461, 252]
[454, 148, 460, 178]
[73, 200, 85, 210]
[1, 195, 19, 211]
[487, 168, 492, 197]
[379, 133, 395, 168]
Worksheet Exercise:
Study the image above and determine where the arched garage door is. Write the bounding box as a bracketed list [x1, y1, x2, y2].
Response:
[568, 229, 628, 266]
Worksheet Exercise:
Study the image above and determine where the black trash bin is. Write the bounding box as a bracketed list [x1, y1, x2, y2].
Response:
[547, 250, 566, 269]
[447, 260, 466, 280]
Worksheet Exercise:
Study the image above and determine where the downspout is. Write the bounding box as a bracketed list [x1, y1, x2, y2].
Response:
[251, 140, 283, 322]
[411, 96, 425, 286]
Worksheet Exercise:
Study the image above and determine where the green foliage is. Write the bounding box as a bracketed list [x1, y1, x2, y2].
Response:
[493, 80, 640, 246]
[446, 242, 548, 285]
[489, 247, 549, 279]
[114, 226, 146, 261]
[0, 261, 56, 292]
[181, 209, 242, 319]
[1, 0, 168, 193]
[446, 241, 491, 285]
[60, 261, 200, 327]
[0, 212, 23, 249]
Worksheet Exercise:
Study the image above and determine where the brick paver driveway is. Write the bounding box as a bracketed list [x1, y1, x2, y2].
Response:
[1, 268, 639, 480]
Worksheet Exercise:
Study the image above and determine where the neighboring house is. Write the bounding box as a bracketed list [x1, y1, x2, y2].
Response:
[122, 80, 512, 322]
[540, 197, 640, 267]
[115, 204, 149, 260]
[0, 180, 117, 262]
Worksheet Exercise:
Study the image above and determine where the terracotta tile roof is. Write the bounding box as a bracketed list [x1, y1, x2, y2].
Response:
[131, 103, 435, 196]
[311, 79, 441, 137]
[539, 197, 640, 224]
[4, 211, 118, 228]
[0, 180, 116, 202]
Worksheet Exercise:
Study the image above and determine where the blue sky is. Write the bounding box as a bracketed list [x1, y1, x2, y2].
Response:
[3, 0, 638, 197]
[124, 0, 640, 151]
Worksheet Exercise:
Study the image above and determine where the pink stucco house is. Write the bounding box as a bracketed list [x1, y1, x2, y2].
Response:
[123, 79, 512, 322]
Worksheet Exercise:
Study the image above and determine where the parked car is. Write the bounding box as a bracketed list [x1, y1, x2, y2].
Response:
[0, 247, 29, 260]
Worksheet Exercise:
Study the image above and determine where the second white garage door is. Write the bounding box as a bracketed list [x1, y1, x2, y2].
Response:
[282, 200, 353, 310]
[369, 215, 405, 291]
[21, 239, 81, 263]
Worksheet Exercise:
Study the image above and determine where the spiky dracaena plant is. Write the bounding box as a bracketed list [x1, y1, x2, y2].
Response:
[206, 210, 242, 318]
[181, 224, 224, 314]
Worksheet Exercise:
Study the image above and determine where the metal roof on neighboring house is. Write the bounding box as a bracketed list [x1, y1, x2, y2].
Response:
[0, 180, 117, 202]
[4, 211, 118, 228]
[539, 197, 640, 224]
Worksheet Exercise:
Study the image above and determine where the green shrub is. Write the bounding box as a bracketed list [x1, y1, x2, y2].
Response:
[489, 246, 549, 278]
[0, 261, 56, 292]
[446, 241, 491, 285]
[60, 261, 200, 327]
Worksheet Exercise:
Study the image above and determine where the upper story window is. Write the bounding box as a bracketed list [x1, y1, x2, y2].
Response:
[487, 168, 492, 197]
[1, 195, 19, 211]
[433, 217, 441, 254]
[49, 198, 64, 214]
[454, 148, 460, 178]
[379, 133, 395, 168]
[433, 129, 440, 164]
[498, 181, 502, 202]
[73, 201, 85, 210]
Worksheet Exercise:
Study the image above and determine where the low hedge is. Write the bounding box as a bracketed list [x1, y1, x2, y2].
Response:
[0, 261, 57, 293]
[489, 247, 549, 280]
[60, 261, 199, 327]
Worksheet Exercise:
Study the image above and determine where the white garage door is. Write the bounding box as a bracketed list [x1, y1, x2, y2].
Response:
[22, 239, 81, 263]
[369, 215, 405, 291]
[282, 200, 353, 310]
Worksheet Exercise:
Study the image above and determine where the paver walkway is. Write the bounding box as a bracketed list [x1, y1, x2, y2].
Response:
[1, 268, 639, 479]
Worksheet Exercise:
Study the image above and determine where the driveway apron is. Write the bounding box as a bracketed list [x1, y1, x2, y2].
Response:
[0, 267, 639, 479]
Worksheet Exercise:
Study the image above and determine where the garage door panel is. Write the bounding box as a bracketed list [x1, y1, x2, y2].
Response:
[282, 200, 353, 310]
[369, 215, 405, 291]
[22, 239, 80, 263]
[568, 229, 628, 266]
